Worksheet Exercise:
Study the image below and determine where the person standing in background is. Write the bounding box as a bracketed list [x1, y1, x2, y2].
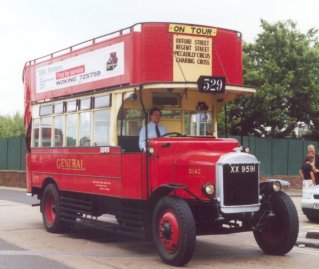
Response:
[300, 154, 316, 190]
[307, 144, 319, 185]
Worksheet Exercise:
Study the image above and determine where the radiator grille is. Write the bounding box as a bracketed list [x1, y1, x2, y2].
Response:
[223, 164, 259, 206]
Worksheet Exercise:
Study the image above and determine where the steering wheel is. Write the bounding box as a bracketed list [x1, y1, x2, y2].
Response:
[160, 132, 183, 137]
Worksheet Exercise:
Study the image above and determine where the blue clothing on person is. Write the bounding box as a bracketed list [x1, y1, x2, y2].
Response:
[139, 122, 167, 151]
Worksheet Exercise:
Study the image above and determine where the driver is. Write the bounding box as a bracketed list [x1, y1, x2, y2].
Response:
[139, 107, 167, 151]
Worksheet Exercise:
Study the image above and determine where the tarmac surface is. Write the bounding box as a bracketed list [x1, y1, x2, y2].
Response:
[1, 187, 319, 250]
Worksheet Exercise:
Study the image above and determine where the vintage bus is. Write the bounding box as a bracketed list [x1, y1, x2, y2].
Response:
[23, 22, 298, 266]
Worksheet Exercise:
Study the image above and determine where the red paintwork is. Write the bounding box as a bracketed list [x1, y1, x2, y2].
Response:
[148, 138, 238, 200]
[30, 147, 122, 196]
[23, 23, 242, 103]
[27, 137, 238, 201]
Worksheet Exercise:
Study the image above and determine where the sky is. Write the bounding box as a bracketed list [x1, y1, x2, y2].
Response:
[1, 0, 319, 115]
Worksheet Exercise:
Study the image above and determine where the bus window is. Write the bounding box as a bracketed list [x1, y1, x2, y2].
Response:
[161, 110, 182, 119]
[118, 109, 144, 136]
[80, 98, 91, 111]
[95, 95, 111, 108]
[66, 114, 78, 146]
[41, 117, 53, 147]
[160, 110, 182, 134]
[79, 112, 91, 146]
[152, 92, 181, 107]
[184, 112, 213, 136]
[40, 105, 53, 116]
[54, 115, 64, 147]
[66, 100, 77, 112]
[32, 118, 40, 147]
[93, 109, 110, 146]
[54, 102, 64, 114]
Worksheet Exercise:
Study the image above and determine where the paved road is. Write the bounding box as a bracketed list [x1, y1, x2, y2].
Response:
[0, 187, 319, 269]
[0, 192, 73, 269]
[0, 239, 73, 269]
[0, 188, 38, 205]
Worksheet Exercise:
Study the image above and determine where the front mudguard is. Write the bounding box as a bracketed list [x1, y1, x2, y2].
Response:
[252, 180, 292, 232]
[260, 179, 290, 196]
[250, 181, 286, 229]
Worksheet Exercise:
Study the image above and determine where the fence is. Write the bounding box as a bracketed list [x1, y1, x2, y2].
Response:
[0, 137, 26, 171]
[232, 135, 319, 176]
[0, 136, 318, 176]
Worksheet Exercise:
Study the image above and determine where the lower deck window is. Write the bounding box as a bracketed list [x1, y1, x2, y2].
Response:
[79, 112, 91, 146]
[32, 119, 40, 147]
[32, 93, 112, 148]
[66, 114, 78, 146]
[93, 110, 110, 146]
[54, 115, 64, 147]
[41, 117, 52, 147]
[184, 112, 213, 136]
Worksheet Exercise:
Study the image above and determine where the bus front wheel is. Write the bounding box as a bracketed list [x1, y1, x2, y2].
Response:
[152, 196, 196, 266]
[253, 191, 299, 255]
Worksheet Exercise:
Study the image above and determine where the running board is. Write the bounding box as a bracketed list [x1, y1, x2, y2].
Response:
[75, 215, 146, 239]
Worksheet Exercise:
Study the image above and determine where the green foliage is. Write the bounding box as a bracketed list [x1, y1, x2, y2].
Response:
[0, 112, 24, 137]
[220, 20, 319, 138]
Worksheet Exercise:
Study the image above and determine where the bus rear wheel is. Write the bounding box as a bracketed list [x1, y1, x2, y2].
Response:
[41, 183, 71, 233]
[152, 196, 196, 266]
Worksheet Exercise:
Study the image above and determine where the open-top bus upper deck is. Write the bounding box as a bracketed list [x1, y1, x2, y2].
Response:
[23, 22, 246, 101]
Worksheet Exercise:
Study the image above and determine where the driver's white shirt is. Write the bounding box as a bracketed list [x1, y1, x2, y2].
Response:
[139, 122, 167, 151]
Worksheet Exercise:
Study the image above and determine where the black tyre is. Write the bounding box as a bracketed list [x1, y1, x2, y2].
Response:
[41, 183, 71, 233]
[253, 191, 299, 255]
[152, 196, 196, 266]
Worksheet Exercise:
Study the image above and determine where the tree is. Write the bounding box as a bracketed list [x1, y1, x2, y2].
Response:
[220, 20, 319, 138]
[0, 112, 24, 137]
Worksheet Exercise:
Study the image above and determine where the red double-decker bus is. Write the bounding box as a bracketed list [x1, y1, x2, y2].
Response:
[23, 22, 298, 266]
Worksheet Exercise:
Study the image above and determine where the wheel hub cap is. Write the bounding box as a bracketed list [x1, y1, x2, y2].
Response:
[161, 222, 173, 240]
[159, 210, 180, 253]
[45, 193, 56, 224]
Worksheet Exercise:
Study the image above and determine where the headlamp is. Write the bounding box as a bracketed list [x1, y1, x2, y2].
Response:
[202, 183, 215, 197]
[272, 181, 281, 192]
[148, 147, 155, 154]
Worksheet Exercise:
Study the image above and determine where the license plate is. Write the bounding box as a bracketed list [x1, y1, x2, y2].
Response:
[314, 203, 319, 209]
